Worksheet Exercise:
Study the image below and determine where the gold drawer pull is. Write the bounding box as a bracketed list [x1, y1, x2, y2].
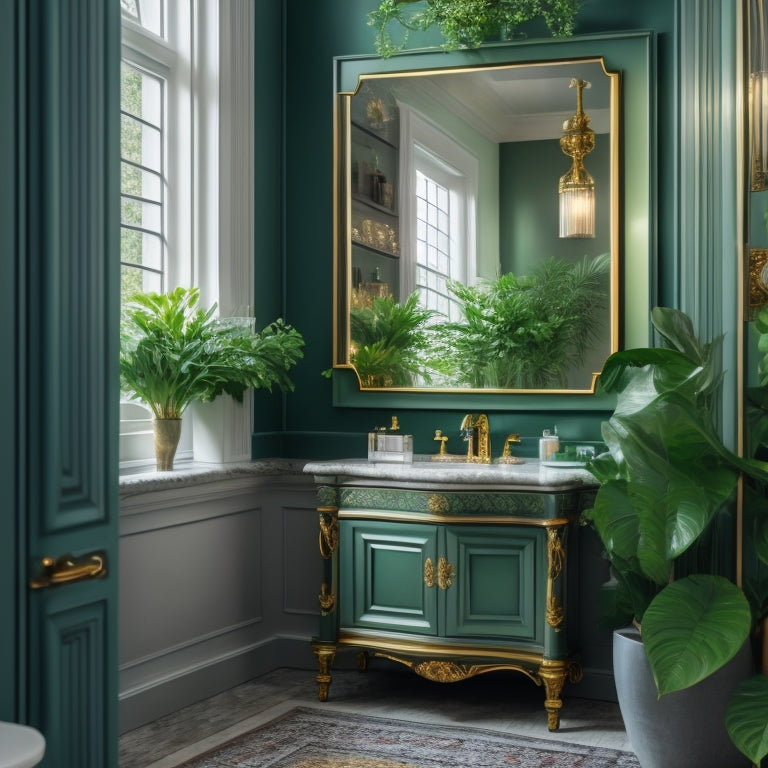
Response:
[438, 557, 455, 590]
[424, 557, 435, 588]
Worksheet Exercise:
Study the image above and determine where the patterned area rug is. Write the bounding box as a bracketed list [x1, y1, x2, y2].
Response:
[178, 706, 640, 768]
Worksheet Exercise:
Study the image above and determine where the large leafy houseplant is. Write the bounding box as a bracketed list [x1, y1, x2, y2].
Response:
[369, 0, 580, 58]
[582, 307, 768, 766]
[120, 287, 304, 468]
[432, 253, 609, 389]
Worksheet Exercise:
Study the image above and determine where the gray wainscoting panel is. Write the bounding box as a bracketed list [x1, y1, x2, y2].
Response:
[118, 470, 318, 732]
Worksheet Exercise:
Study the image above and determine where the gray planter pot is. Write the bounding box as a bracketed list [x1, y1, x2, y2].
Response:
[613, 627, 752, 768]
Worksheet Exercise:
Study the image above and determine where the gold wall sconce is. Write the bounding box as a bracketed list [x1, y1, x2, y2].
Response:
[558, 78, 596, 238]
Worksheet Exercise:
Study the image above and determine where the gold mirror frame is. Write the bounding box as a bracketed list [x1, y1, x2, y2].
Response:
[333, 55, 620, 395]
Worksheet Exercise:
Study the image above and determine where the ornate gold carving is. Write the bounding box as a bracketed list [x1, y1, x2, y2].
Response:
[427, 494, 449, 514]
[318, 582, 335, 615]
[312, 643, 336, 702]
[538, 659, 568, 731]
[423, 557, 435, 588]
[546, 596, 565, 630]
[318, 509, 339, 559]
[414, 660, 474, 682]
[749, 248, 768, 315]
[437, 557, 455, 590]
[546, 527, 566, 630]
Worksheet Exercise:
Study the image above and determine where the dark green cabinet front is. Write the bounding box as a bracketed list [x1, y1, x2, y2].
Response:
[340, 520, 438, 635]
[444, 526, 544, 642]
[340, 519, 545, 646]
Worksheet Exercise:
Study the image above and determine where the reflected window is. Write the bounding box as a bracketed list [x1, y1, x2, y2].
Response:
[414, 162, 462, 321]
[399, 104, 477, 321]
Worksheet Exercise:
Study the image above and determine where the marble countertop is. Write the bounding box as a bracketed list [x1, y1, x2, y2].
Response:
[119, 458, 309, 496]
[303, 457, 598, 491]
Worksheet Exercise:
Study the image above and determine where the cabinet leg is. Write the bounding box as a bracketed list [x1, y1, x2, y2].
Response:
[538, 660, 567, 731]
[313, 643, 336, 702]
[356, 651, 369, 672]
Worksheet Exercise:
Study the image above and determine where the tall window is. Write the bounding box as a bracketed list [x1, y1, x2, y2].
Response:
[120, 1, 257, 469]
[120, 61, 165, 298]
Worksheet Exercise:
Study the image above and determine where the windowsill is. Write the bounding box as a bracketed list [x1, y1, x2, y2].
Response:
[118, 457, 310, 497]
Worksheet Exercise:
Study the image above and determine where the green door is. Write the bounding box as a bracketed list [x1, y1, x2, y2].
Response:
[1, 2, 121, 766]
[340, 520, 439, 635]
[443, 525, 544, 643]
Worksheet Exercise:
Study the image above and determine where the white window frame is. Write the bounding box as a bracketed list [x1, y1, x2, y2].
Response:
[398, 103, 478, 309]
[120, 0, 256, 472]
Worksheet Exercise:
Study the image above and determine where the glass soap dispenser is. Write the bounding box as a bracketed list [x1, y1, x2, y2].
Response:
[539, 427, 559, 461]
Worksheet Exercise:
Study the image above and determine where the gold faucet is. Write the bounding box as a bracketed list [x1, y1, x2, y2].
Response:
[433, 429, 449, 456]
[497, 433, 525, 465]
[460, 414, 491, 463]
[502, 433, 521, 457]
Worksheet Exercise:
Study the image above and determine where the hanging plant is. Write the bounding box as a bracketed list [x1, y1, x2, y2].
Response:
[369, 0, 580, 58]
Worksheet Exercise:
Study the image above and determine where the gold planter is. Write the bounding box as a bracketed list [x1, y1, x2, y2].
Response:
[153, 419, 182, 471]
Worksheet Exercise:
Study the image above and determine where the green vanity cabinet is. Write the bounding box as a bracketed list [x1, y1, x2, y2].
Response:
[340, 520, 544, 643]
[306, 459, 597, 731]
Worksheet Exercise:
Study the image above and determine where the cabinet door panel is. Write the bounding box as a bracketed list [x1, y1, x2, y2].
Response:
[444, 526, 544, 642]
[340, 520, 437, 634]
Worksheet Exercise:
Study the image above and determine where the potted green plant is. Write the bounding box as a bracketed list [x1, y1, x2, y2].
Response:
[120, 286, 304, 470]
[368, 0, 580, 58]
[582, 307, 768, 767]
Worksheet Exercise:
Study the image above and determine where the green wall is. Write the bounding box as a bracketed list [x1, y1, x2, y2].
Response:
[273, 0, 681, 460]
[499, 137, 611, 277]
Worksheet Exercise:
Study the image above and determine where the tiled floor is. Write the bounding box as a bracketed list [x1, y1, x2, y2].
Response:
[119, 665, 631, 768]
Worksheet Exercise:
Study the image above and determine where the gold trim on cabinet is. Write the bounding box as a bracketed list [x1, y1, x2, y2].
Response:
[338, 509, 574, 527]
[318, 508, 339, 560]
[318, 582, 336, 615]
[545, 527, 567, 631]
[437, 557, 455, 590]
[427, 494, 449, 514]
[424, 557, 435, 588]
[337, 631, 545, 666]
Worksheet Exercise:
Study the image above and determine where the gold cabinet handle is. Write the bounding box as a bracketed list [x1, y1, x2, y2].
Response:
[30, 552, 107, 589]
[438, 557, 455, 590]
[424, 557, 435, 588]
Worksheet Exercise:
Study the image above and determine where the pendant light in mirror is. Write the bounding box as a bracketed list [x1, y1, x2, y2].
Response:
[558, 78, 595, 238]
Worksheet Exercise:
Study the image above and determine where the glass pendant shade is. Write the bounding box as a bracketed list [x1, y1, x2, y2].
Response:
[558, 78, 596, 239]
[559, 175, 595, 238]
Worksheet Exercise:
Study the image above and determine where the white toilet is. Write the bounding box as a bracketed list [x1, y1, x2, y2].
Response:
[0, 723, 45, 768]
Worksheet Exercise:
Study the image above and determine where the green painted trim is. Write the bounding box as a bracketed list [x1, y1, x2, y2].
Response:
[0, 0, 19, 721]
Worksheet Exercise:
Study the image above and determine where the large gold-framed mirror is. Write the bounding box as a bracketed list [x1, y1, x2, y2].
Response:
[333, 54, 620, 394]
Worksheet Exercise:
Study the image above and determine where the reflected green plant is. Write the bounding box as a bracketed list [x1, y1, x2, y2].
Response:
[432, 253, 610, 389]
[348, 292, 436, 387]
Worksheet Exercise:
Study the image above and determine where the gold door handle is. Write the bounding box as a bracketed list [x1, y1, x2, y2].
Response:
[30, 551, 107, 589]
[424, 557, 435, 588]
[438, 557, 455, 590]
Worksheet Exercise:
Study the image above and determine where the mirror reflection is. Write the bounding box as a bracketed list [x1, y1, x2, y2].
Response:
[336, 58, 619, 392]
